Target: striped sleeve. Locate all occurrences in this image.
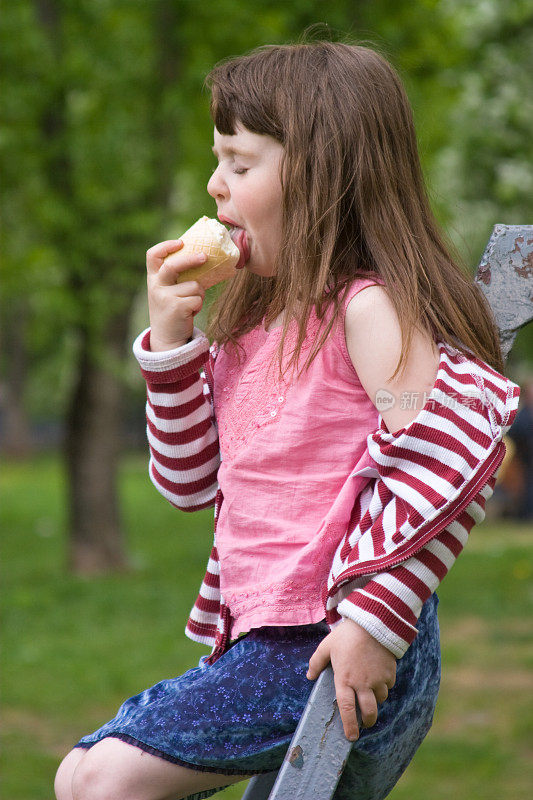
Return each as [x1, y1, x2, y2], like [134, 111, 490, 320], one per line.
[132, 327, 220, 511]
[336, 476, 496, 658]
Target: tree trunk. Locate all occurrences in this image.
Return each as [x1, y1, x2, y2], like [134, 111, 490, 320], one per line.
[1, 301, 33, 458]
[64, 320, 130, 574]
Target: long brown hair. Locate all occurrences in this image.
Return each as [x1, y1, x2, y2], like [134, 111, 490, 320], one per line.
[204, 40, 504, 379]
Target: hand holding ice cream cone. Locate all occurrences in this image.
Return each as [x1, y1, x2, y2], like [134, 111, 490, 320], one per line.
[167, 216, 241, 290]
[146, 216, 244, 351]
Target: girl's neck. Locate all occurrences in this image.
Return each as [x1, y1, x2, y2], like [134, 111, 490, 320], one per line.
[264, 310, 286, 332]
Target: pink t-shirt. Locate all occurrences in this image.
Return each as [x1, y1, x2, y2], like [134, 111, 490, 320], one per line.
[213, 278, 381, 637]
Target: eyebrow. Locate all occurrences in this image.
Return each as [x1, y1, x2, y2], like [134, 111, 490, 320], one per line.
[211, 145, 256, 158]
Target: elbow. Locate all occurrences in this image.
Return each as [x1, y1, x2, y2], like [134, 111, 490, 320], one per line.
[170, 498, 216, 513]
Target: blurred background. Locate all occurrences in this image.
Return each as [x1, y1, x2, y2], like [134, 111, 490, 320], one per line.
[1, 1, 532, 798]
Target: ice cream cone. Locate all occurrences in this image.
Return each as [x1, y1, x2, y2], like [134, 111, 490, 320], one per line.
[169, 216, 240, 290]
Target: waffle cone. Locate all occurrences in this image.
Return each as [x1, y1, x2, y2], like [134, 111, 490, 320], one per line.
[170, 216, 240, 290]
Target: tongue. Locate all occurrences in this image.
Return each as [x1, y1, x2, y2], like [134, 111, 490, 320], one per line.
[230, 228, 250, 268]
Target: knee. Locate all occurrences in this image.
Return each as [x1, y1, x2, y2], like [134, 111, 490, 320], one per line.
[71, 740, 140, 800]
[55, 749, 85, 800]
[71, 766, 106, 800]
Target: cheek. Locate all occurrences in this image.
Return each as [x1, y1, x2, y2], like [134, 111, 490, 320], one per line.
[261, 186, 283, 226]
[239, 174, 283, 235]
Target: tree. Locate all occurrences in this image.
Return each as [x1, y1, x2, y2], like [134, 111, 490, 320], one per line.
[30, 0, 182, 571]
[0, 3, 53, 458]
[2, 0, 187, 570]
[2, 0, 361, 572]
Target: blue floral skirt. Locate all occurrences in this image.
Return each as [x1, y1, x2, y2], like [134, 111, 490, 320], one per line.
[76, 594, 440, 800]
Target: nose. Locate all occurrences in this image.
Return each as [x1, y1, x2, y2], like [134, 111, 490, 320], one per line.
[207, 165, 227, 200]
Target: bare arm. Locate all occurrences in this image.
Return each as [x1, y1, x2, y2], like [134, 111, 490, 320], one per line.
[344, 284, 439, 433]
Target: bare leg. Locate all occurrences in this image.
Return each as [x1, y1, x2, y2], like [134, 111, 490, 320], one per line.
[59, 737, 251, 800]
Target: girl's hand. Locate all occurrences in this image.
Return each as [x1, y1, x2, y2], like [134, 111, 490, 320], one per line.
[146, 240, 208, 351]
[307, 619, 396, 741]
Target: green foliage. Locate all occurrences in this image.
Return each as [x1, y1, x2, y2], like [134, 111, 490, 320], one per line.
[429, 1, 533, 253]
[2, 0, 531, 419]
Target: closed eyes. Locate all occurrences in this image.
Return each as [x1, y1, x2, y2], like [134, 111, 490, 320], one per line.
[210, 162, 248, 176]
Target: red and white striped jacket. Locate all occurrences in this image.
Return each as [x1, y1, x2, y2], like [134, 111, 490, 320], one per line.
[133, 326, 520, 663]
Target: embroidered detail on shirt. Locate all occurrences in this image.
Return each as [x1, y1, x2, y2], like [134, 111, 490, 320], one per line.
[223, 576, 322, 613]
[215, 317, 322, 460]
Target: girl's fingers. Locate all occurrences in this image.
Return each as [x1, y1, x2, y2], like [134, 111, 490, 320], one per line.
[373, 683, 389, 704]
[167, 281, 205, 310]
[158, 252, 208, 287]
[169, 280, 206, 300]
[334, 682, 360, 741]
[177, 294, 205, 318]
[356, 688, 378, 730]
[306, 642, 330, 681]
[146, 240, 183, 273]
[334, 680, 382, 741]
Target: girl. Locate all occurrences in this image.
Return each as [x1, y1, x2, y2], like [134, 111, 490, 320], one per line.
[55, 41, 519, 800]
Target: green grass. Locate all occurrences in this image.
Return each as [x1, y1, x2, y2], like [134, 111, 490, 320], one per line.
[1, 454, 532, 800]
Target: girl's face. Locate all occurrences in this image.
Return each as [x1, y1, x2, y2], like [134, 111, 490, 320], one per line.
[207, 123, 284, 277]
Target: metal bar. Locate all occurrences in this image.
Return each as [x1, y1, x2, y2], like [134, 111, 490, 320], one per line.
[475, 224, 533, 359]
[241, 771, 279, 800]
[265, 667, 358, 799]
